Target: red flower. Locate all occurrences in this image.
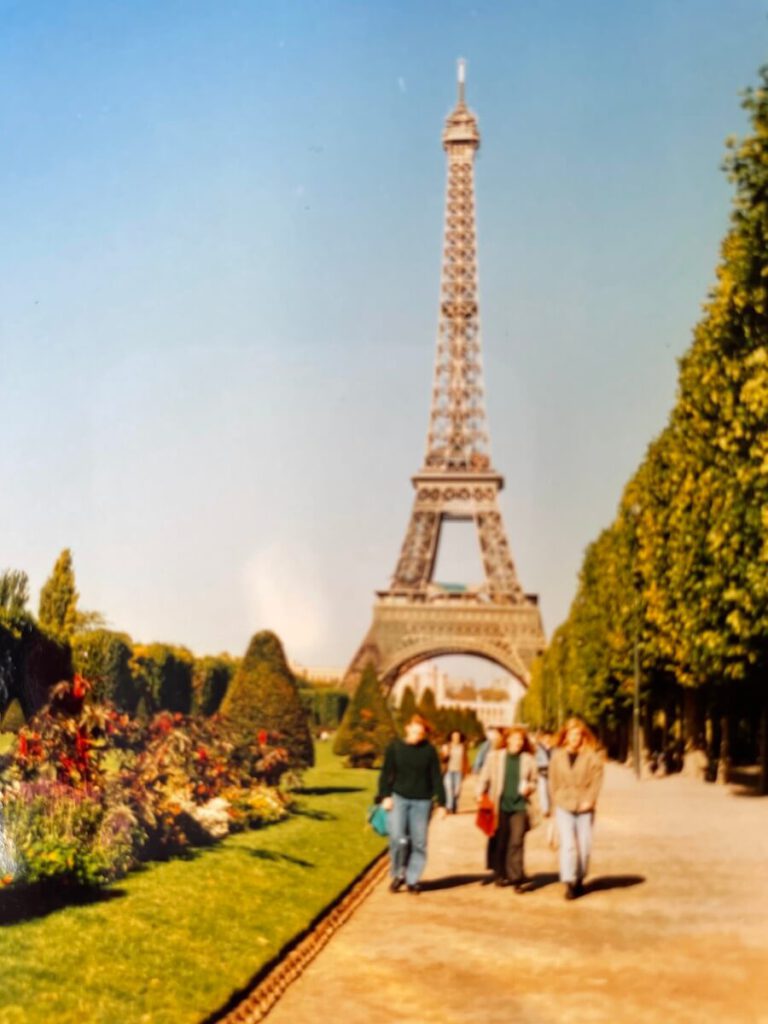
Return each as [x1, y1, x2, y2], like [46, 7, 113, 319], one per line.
[196, 746, 208, 761]
[258, 729, 268, 746]
[72, 674, 89, 700]
[18, 735, 28, 757]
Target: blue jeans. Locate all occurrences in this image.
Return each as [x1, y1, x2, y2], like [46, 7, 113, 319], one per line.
[555, 807, 594, 883]
[537, 774, 551, 816]
[389, 794, 431, 886]
[444, 771, 462, 812]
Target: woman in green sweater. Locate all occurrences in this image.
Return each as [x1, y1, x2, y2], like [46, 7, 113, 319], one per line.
[378, 715, 447, 893]
[477, 726, 539, 892]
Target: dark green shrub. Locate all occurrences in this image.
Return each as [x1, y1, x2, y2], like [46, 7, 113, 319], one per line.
[333, 664, 397, 767]
[221, 631, 313, 768]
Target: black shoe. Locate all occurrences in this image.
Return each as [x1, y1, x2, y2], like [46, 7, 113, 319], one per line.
[494, 877, 512, 888]
[565, 882, 576, 901]
[406, 883, 422, 894]
[513, 883, 525, 894]
[574, 880, 585, 897]
[389, 877, 404, 893]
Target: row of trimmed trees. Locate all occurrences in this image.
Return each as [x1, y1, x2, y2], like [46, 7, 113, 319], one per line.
[0, 552, 314, 767]
[520, 68, 768, 791]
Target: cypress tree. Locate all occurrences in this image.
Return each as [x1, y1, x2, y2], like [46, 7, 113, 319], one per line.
[333, 663, 397, 767]
[38, 549, 79, 639]
[398, 685, 417, 730]
[222, 630, 313, 768]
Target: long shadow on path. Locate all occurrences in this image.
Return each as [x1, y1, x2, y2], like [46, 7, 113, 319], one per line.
[582, 874, 645, 895]
[420, 873, 491, 891]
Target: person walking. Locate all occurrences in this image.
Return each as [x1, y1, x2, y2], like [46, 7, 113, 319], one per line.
[477, 726, 539, 892]
[378, 714, 447, 893]
[549, 717, 604, 900]
[534, 730, 552, 817]
[472, 726, 501, 775]
[441, 730, 469, 813]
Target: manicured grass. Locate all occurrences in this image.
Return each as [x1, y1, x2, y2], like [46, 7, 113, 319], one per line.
[0, 744, 385, 1024]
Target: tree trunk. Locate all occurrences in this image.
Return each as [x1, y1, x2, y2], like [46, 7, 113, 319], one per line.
[683, 688, 706, 779]
[717, 713, 730, 785]
[759, 689, 768, 797]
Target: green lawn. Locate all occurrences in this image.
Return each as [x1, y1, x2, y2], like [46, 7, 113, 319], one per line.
[0, 744, 385, 1024]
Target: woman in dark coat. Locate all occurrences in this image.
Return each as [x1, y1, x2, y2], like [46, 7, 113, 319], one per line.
[378, 715, 447, 893]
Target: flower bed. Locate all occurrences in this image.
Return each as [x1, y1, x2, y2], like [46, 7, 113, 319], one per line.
[0, 677, 295, 893]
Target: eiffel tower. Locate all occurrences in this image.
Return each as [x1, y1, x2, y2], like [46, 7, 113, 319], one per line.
[343, 61, 546, 692]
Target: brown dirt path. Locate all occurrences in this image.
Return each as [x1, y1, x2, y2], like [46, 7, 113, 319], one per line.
[266, 764, 768, 1024]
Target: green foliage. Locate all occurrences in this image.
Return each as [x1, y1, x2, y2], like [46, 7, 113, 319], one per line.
[333, 663, 397, 767]
[72, 630, 137, 711]
[38, 549, 79, 639]
[417, 686, 439, 720]
[300, 685, 349, 731]
[0, 569, 29, 617]
[221, 630, 313, 768]
[397, 685, 417, 726]
[0, 616, 72, 717]
[131, 644, 194, 715]
[532, 68, 768, 765]
[192, 655, 236, 716]
[2, 783, 136, 888]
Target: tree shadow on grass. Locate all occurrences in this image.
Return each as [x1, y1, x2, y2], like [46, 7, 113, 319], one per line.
[292, 786, 365, 796]
[0, 884, 126, 926]
[249, 849, 315, 869]
[292, 805, 337, 822]
[420, 873, 490, 891]
[582, 874, 645, 896]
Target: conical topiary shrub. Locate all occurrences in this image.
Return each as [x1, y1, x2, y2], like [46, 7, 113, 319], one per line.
[222, 630, 313, 768]
[333, 663, 397, 768]
[1, 698, 25, 733]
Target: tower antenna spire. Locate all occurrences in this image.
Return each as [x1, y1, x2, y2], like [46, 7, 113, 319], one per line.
[457, 57, 466, 104]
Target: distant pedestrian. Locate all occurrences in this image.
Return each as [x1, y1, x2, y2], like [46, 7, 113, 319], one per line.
[534, 730, 552, 816]
[378, 715, 447, 893]
[472, 727, 501, 775]
[477, 726, 539, 892]
[441, 730, 469, 813]
[549, 717, 604, 900]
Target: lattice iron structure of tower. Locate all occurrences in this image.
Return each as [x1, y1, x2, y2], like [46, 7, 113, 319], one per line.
[343, 61, 545, 693]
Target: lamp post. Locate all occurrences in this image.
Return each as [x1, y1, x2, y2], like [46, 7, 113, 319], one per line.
[633, 625, 641, 780]
[629, 502, 642, 780]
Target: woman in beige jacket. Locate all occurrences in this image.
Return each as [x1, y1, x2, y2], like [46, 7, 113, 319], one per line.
[478, 726, 539, 892]
[549, 717, 604, 900]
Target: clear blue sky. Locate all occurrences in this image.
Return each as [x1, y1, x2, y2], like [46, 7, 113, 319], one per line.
[1, 0, 767, 671]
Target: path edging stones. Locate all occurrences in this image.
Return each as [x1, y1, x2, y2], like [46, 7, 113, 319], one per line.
[206, 850, 389, 1024]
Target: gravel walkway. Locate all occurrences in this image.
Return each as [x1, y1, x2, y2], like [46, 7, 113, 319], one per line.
[266, 764, 768, 1024]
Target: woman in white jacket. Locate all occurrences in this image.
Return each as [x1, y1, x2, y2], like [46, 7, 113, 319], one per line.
[478, 726, 539, 892]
